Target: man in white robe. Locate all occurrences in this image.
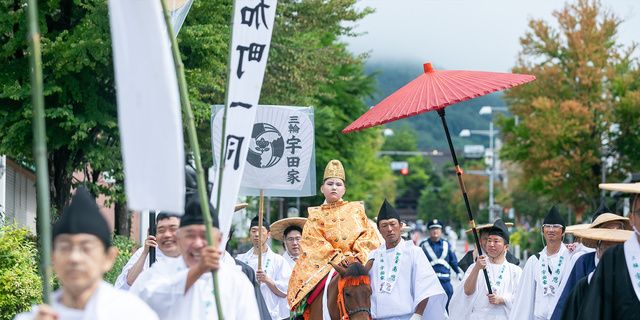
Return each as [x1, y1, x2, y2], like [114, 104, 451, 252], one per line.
[450, 219, 522, 320]
[509, 206, 580, 320]
[367, 199, 448, 320]
[14, 187, 157, 320]
[115, 212, 181, 290]
[270, 217, 306, 269]
[237, 216, 292, 320]
[131, 195, 259, 320]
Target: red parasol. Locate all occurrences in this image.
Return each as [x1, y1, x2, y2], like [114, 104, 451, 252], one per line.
[343, 62, 535, 293]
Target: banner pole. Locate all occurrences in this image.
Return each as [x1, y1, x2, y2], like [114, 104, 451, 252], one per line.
[27, 0, 52, 304]
[258, 189, 264, 270]
[158, 1, 223, 318]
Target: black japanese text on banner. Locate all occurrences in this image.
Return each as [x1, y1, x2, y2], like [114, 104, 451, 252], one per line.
[109, 0, 185, 213]
[212, 0, 278, 245]
[212, 105, 315, 194]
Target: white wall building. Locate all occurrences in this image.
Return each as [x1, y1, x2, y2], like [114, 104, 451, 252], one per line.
[0, 156, 38, 233]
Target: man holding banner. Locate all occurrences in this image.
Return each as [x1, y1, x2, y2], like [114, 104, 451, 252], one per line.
[237, 216, 292, 320]
[115, 212, 182, 290]
[132, 195, 259, 320]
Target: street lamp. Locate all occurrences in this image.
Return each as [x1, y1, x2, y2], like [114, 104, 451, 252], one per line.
[460, 106, 508, 222]
[480, 106, 507, 222]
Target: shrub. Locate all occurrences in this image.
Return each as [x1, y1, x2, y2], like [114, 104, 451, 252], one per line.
[0, 225, 42, 320]
[103, 235, 138, 284]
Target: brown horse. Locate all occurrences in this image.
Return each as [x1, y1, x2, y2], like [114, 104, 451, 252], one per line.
[307, 262, 372, 320]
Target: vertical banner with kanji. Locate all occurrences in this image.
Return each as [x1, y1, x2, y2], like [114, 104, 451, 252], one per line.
[212, 0, 278, 245]
[212, 105, 316, 196]
[109, 0, 185, 213]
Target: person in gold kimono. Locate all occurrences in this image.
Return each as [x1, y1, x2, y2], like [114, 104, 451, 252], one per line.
[287, 159, 380, 314]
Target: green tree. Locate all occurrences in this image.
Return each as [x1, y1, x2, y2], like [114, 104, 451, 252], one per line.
[609, 55, 640, 172]
[500, 0, 637, 222]
[0, 1, 118, 213]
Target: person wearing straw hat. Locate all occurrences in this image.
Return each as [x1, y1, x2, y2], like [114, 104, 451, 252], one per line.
[237, 216, 292, 320]
[573, 182, 640, 319]
[131, 194, 259, 320]
[549, 203, 630, 320]
[367, 200, 448, 320]
[287, 159, 380, 316]
[270, 217, 307, 268]
[509, 206, 579, 320]
[458, 222, 520, 273]
[14, 187, 158, 320]
[450, 219, 523, 320]
[419, 218, 463, 310]
[556, 227, 633, 320]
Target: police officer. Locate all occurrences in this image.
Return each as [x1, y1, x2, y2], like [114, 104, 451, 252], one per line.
[419, 219, 462, 310]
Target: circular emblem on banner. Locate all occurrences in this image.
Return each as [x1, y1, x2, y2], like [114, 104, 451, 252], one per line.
[247, 123, 284, 168]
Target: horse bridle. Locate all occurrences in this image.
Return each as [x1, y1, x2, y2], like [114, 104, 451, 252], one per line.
[337, 275, 372, 320]
[347, 307, 371, 318]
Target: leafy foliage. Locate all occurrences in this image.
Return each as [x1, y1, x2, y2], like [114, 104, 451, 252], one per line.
[0, 0, 120, 213]
[0, 225, 42, 320]
[500, 0, 640, 221]
[103, 235, 137, 285]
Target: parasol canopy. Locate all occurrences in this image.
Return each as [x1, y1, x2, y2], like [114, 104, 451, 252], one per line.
[343, 62, 535, 133]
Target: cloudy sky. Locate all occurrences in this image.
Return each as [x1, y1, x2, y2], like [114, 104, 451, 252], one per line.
[345, 0, 640, 72]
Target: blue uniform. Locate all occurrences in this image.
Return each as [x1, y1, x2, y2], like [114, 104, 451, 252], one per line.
[420, 238, 461, 309]
[550, 252, 596, 320]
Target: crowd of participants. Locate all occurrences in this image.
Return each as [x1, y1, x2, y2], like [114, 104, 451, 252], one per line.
[13, 160, 640, 320]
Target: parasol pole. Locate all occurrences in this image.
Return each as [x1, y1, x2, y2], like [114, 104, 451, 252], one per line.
[158, 1, 223, 318]
[437, 109, 493, 294]
[258, 189, 264, 270]
[27, 0, 52, 304]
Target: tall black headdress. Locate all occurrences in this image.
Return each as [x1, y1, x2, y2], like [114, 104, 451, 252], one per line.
[180, 193, 219, 228]
[543, 205, 566, 231]
[486, 219, 510, 244]
[376, 199, 401, 225]
[52, 187, 112, 248]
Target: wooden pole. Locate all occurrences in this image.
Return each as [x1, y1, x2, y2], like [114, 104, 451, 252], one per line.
[158, 1, 223, 318]
[26, 0, 52, 304]
[258, 189, 264, 270]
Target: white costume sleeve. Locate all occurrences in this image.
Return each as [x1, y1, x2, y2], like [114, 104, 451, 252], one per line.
[233, 270, 261, 319]
[448, 264, 477, 320]
[274, 256, 292, 293]
[131, 267, 188, 317]
[509, 256, 537, 320]
[503, 264, 523, 310]
[115, 247, 145, 290]
[412, 246, 448, 320]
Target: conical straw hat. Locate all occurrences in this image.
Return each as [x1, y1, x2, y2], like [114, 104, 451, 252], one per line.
[572, 228, 633, 248]
[599, 182, 640, 194]
[270, 217, 307, 241]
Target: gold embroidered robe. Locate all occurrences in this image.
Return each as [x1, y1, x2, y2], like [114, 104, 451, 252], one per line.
[287, 200, 380, 309]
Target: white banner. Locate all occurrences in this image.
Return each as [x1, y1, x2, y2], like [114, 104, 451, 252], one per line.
[167, 0, 194, 35]
[212, 105, 314, 191]
[212, 0, 278, 244]
[109, 0, 185, 213]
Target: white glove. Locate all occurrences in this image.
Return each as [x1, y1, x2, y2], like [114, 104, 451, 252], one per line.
[409, 314, 423, 320]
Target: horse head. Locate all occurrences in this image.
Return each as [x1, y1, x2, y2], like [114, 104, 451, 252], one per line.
[334, 262, 372, 320]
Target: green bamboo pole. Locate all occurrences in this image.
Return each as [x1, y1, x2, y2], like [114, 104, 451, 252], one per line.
[26, 0, 52, 304]
[158, 1, 223, 318]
